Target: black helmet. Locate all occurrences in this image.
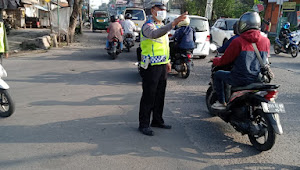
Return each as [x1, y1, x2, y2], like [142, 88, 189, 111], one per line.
[110, 15, 118, 22]
[238, 12, 261, 34]
[125, 13, 132, 19]
[233, 22, 239, 35]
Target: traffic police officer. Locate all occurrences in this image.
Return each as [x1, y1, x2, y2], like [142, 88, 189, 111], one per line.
[138, 1, 187, 136]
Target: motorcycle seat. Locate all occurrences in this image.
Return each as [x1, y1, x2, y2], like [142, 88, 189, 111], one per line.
[231, 83, 280, 92]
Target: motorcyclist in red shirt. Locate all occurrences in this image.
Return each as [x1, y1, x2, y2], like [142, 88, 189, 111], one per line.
[211, 12, 270, 110]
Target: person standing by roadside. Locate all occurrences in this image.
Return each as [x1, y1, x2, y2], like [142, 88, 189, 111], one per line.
[0, 19, 9, 58]
[138, 1, 187, 136]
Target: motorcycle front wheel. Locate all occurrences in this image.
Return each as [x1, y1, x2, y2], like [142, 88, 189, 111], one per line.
[0, 89, 15, 118]
[290, 45, 298, 58]
[205, 86, 217, 116]
[274, 44, 281, 54]
[248, 110, 276, 151]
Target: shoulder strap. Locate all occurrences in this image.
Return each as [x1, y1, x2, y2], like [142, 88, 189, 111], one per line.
[252, 43, 265, 69]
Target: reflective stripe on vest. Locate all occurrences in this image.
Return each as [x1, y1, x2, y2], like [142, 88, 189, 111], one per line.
[140, 20, 169, 67]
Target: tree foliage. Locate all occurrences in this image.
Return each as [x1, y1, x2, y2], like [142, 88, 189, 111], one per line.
[183, 0, 254, 20]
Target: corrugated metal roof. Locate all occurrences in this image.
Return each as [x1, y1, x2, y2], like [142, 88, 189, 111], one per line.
[0, 0, 21, 9]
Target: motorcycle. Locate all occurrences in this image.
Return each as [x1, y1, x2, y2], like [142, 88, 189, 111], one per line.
[171, 49, 193, 78]
[123, 33, 135, 52]
[170, 40, 193, 78]
[107, 37, 121, 60]
[205, 44, 285, 151]
[0, 55, 15, 118]
[274, 33, 298, 58]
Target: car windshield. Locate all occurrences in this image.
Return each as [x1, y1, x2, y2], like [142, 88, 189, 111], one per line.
[94, 13, 107, 18]
[125, 10, 145, 20]
[226, 20, 238, 30]
[190, 18, 208, 32]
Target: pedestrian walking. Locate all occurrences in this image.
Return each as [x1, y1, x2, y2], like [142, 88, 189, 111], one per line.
[138, 1, 187, 136]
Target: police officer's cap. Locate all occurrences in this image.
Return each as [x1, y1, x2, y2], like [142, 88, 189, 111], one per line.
[151, 2, 167, 10]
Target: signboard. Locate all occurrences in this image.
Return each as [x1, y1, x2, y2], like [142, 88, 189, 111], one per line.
[253, 4, 264, 12]
[267, 0, 288, 4]
[116, 0, 127, 5]
[282, 2, 297, 12]
[297, 11, 300, 26]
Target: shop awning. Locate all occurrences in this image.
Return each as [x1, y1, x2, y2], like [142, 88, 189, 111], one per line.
[0, 0, 20, 9]
[34, 4, 49, 11]
[21, 0, 38, 5]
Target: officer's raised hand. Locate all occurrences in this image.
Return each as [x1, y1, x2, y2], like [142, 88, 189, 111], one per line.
[172, 12, 188, 28]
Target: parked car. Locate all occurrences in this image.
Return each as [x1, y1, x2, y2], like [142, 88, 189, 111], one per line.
[210, 18, 239, 47]
[166, 14, 210, 58]
[92, 10, 109, 31]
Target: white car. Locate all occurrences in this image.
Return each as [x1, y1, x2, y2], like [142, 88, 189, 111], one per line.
[166, 14, 210, 58]
[210, 18, 239, 47]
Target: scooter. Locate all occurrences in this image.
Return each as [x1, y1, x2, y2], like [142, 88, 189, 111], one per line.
[206, 44, 284, 151]
[0, 55, 15, 118]
[274, 33, 298, 58]
[123, 33, 135, 52]
[107, 37, 121, 60]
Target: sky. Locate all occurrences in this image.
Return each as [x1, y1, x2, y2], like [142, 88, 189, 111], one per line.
[90, 0, 109, 9]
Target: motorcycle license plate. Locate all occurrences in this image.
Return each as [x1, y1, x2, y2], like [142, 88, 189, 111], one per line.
[97, 19, 104, 22]
[261, 102, 286, 113]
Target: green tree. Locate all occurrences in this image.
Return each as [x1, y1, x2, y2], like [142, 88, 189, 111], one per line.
[182, 0, 254, 20]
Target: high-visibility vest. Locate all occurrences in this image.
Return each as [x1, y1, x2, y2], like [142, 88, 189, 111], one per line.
[0, 22, 5, 53]
[140, 20, 169, 68]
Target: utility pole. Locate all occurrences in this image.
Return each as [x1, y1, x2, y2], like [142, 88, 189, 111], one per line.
[205, 0, 213, 20]
[87, 0, 90, 19]
[276, 0, 283, 36]
[57, 0, 60, 45]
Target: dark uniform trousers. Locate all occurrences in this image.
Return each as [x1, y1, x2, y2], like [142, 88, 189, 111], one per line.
[139, 64, 167, 128]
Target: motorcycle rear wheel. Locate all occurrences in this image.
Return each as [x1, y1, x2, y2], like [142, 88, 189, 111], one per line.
[0, 89, 15, 118]
[127, 46, 130, 52]
[111, 53, 117, 60]
[248, 110, 276, 151]
[274, 44, 281, 54]
[180, 63, 190, 78]
[205, 86, 217, 116]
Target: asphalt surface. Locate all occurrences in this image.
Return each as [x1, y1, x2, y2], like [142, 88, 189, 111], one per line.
[0, 30, 299, 169]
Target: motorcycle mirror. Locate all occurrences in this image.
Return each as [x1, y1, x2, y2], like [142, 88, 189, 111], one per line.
[210, 43, 217, 51]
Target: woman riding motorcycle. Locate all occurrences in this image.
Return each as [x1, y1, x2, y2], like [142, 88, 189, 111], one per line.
[105, 15, 123, 51]
[170, 16, 196, 60]
[217, 22, 239, 53]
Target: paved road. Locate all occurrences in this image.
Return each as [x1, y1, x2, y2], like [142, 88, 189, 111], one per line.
[0, 30, 299, 169]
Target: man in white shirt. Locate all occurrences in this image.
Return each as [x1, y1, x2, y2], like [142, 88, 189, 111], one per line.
[122, 13, 137, 40]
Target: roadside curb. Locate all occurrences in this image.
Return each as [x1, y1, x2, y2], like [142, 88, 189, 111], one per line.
[8, 49, 49, 58]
